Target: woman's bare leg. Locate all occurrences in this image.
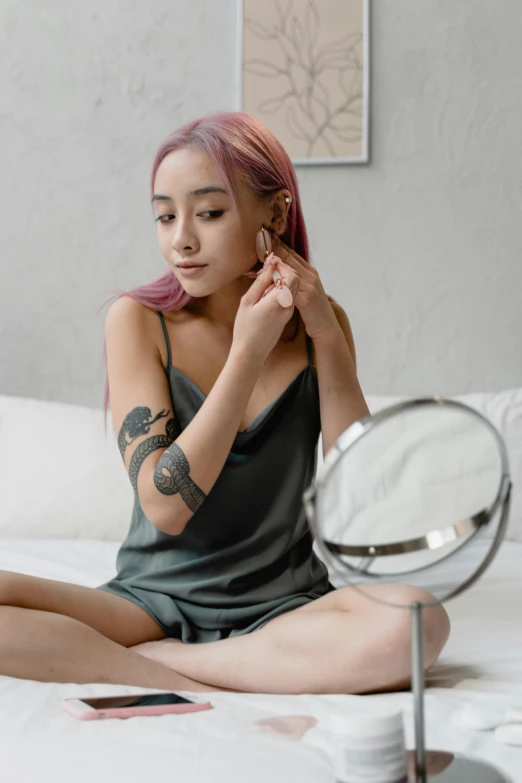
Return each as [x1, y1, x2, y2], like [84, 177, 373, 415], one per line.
[131, 584, 451, 694]
[0, 605, 234, 691]
[0, 571, 234, 691]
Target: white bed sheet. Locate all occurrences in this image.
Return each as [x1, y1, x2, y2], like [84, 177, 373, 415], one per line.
[1, 538, 521, 782]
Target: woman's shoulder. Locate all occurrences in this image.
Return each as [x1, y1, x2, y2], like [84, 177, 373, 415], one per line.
[107, 297, 199, 332]
[105, 297, 197, 372]
[104, 296, 154, 342]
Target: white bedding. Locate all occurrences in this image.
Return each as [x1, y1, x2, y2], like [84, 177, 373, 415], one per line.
[1, 538, 522, 782]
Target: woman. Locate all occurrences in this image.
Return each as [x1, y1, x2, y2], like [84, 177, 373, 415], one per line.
[0, 112, 450, 693]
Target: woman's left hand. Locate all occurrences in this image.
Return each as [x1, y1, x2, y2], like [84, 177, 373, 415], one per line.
[265, 236, 338, 340]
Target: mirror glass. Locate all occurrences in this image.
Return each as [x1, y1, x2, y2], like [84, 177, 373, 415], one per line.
[310, 402, 508, 606]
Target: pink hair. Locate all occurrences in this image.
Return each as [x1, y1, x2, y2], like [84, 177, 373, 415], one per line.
[99, 111, 322, 435]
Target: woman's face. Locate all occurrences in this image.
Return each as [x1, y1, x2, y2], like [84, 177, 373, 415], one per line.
[152, 146, 270, 296]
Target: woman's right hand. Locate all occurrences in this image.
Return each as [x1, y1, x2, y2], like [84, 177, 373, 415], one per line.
[232, 260, 299, 364]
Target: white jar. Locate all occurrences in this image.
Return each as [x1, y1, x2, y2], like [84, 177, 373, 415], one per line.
[329, 709, 408, 783]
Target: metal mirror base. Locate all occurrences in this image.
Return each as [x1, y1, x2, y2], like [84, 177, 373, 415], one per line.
[407, 753, 509, 782]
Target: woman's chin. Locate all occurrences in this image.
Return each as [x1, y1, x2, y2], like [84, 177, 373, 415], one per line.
[174, 270, 212, 295]
[175, 265, 257, 297]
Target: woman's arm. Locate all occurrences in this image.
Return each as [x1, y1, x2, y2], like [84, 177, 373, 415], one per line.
[313, 300, 370, 458]
[262, 239, 369, 458]
[104, 297, 266, 537]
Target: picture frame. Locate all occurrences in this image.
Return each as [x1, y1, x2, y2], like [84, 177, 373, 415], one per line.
[236, 0, 370, 165]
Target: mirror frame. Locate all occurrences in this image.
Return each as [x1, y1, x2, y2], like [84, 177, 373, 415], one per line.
[304, 397, 512, 606]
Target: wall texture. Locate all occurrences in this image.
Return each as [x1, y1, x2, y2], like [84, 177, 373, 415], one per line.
[1, 0, 520, 408]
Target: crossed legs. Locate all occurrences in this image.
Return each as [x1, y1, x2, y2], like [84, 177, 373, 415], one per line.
[0, 570, 450, 694]
[130, 583, 451, 694]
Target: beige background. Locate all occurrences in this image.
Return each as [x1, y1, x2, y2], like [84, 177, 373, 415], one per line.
[241, 0, 367, 161]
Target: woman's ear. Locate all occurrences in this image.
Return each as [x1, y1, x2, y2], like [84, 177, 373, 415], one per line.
[269, 190, 292, 236]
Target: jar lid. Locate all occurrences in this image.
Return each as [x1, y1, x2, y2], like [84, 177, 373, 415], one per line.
[329, 709, 404, 736]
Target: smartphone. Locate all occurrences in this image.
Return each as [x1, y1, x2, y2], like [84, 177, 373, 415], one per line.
[62, 691, 213, 721]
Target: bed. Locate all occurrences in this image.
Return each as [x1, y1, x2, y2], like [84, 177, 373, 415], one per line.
[1, 389, 521, 782]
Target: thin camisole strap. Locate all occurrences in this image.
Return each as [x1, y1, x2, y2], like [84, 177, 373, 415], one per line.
[305, 332, 315, 368]
[157, 311, 172, 373]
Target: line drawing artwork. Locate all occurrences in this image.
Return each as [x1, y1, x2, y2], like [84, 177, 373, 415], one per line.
[239, 0, 369, 164]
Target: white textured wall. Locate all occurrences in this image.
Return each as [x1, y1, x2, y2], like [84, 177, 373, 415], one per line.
[1, 0, 520, 407]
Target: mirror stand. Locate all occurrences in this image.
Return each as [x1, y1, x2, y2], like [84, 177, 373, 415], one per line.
[411, 601, 427, 781]
[409, 601, 508, 783]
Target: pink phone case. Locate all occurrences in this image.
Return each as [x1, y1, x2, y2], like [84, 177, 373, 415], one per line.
[62, 692, 213, 720]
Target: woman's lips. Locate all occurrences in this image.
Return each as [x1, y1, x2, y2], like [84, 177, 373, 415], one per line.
[176, 265, 208, 277]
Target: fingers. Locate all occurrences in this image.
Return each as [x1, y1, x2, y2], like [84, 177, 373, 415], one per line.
[271, 238, 301, 265]
[266, 254, 300, 295]
[266, 251, 299, 283]
[242, 260, 274, 305]
[242, 265, 264, 279]
[262, 280, 296, 309]
[271, 239, 313, 282]
[271, 250, 302, 276]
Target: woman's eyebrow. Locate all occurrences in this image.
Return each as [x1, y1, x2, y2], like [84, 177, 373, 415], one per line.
[151, 186, 228, 203]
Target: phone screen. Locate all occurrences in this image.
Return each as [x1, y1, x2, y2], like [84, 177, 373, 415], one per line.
[78, 693, 198, 710]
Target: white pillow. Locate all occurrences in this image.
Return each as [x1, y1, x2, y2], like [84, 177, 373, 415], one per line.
[0, 394, 133, 541]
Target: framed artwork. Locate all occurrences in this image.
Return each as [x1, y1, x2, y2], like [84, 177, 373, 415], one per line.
[237, 0, 370, 165]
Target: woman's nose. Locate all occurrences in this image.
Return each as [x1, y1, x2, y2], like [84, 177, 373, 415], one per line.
[170, 217, 198, 253]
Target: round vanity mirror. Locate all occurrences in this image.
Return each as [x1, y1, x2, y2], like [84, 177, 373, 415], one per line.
[304, 398, 512, 782]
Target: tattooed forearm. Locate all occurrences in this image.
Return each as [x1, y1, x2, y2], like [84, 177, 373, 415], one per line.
[118, 405, 205, 514]
[118, 406, 171, 461]
[153, 443, 207, 514]
[128, 416, 180, 493]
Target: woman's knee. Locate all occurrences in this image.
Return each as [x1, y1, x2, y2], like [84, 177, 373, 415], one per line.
[373, 584, 450, 668]
[0, 570, 22, 605]
[422, 602, 451, 665]
[397, 585, 450, 662]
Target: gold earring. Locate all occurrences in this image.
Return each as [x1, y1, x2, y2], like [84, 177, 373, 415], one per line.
[255, 226, 273, 262]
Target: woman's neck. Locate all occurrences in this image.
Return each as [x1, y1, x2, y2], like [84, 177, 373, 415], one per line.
[190, 277, 251, 331]
[184, 296, 302, 343]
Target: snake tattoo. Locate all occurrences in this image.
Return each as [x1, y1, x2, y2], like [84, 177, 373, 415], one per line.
[118, 406, 171, 461]
[153, 443, 207, 513]
[117, 406, 206, 513]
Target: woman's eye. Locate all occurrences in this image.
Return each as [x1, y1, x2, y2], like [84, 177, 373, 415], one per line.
[155, 210, 223, 224]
